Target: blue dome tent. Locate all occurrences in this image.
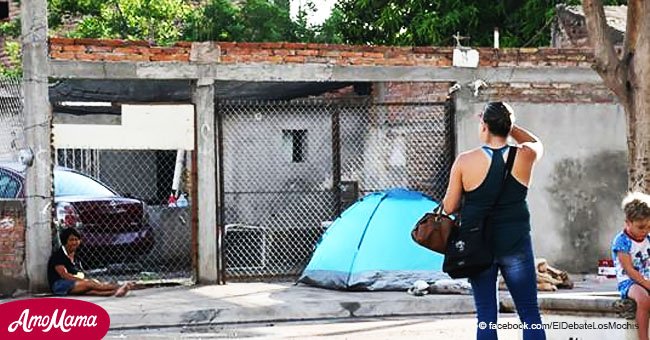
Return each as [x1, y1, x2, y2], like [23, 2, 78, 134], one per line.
[298, 188, 449, 290]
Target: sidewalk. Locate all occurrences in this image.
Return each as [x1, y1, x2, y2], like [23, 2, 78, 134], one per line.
[60, 275, 621, 330]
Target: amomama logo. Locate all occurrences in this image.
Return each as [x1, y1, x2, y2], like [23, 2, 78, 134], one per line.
[0, 298, 110, 340]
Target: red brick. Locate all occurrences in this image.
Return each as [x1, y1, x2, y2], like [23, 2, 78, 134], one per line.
[431, 47, 455, 55]
[126, 40, 153, 47]
[86, 45, 113, 53]
[319, 50, 342, 57]
[284, 55, 305, 63]
[262, 56, 284, 63]
[220, 55, 237, 63]
[74, 38, 103, 46]
[121, 54, 151, 62]
[257, 42, 280, 49]
[113, 47, 141, 54]
[304, 56, 333, 64]
[340, 51, 363, 58]
[146, 47, 164, 54]
[157, 47, 187, 54]
[49, 51, 76, 60]
[49, 44, 64, 52]
[228, 48, 254, 56]
[296, 49, 319, 56]
[49, 37, 75, 45]
[74, 53, 104, 61]
[362, 52, 385, 58]
[362, 45, 390, 53]
[217, 42, 237, 50]
[102, 54, 131, 62]
[94, 39, 128, 47]
[62, 45, 86, 52]
[174, 41, 192, 48]
[282, 42, 308, 49]
[272, 49, 294, 56]
[236, 42, 265, 49]
[412, 46, 435, 54]
[150, 54, 189, 62]
[317, 43, 353, 51]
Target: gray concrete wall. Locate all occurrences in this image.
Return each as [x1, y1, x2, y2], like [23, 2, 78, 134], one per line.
[221, 104, 449, 228]
[456, 92, 627, 273]
[222, 109, 334, 227]
[98, 150, 160, 203]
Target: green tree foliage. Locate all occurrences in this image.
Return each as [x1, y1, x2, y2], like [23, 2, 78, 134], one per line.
[183, 0, 244, 42]
[9, 0, 632, 49]
[184, 0, 312, 43]
[0, 40, 21, 78]
[49, 0, 193, 45]
[323, 0, 628, 47]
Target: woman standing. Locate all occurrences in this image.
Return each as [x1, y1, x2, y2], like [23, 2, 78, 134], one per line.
[442, 102, 545, 340]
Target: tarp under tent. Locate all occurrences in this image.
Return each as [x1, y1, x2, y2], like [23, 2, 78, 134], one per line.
[298, 188, 450, 291]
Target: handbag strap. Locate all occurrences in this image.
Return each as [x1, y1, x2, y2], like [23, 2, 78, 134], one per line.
[436, 146, 517, 216]
[488, 145, 517, 212]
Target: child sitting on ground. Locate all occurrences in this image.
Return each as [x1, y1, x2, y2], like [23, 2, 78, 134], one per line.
[612, 192, 650, 340]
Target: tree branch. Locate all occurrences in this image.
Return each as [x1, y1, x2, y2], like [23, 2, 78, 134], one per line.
[623, 0, 641, 60]
[582, 0, 628, 100]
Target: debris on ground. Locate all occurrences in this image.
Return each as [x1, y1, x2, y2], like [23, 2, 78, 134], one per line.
[499, 258, 574, 291]
[407, 279, 472, 296]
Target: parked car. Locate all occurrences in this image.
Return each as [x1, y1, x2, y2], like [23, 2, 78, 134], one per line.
[0, 163, 155, 268]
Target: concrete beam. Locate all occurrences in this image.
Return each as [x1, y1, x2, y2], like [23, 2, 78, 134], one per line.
[50, 60, 603, 84]
[191, 78, 219, 284]
[53, 113, 121, 125]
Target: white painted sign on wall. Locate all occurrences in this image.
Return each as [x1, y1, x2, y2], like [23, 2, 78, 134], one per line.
[53, 104, 195, 150]
[453, 48, 479, 68]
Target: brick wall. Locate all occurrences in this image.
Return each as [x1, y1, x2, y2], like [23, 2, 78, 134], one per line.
[375, 82, 453, 103]
[375, 81, 616, 106]
[479, 82, 616, 103]
[0, 201, 26, 297]
[48, 38, 596, 68]
[47, 38, 612, 103]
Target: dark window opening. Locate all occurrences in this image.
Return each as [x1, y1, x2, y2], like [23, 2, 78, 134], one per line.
[283, 129, 307, 163]
[0, 2, 8, 20]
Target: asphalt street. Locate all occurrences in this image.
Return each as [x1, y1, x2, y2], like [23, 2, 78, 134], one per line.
[105, 314, 521, 340]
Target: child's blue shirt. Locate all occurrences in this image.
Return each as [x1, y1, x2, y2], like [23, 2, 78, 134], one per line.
[611, 230, 650, 298]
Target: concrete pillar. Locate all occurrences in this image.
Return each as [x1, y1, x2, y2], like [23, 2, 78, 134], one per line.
[191, 78, 220, 283]
[21, 0, 52, 292]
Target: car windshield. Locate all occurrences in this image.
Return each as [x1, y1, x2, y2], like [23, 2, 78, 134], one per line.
[0, 169, 21, 198]
[54, 170, 117, 197]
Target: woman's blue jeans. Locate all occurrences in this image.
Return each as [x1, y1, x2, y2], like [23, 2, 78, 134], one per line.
[469, 234, 546, 340]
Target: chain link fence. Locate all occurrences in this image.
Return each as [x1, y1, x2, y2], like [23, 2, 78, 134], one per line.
[0, 76, 25, 162]
[220, 99, 454, 279]
[54, 148, 194, 284]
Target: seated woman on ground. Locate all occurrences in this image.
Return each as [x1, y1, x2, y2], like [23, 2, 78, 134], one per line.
[47, 227, 132, 297]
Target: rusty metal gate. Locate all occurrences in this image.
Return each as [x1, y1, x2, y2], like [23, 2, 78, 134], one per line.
[218, 99, 455, 280]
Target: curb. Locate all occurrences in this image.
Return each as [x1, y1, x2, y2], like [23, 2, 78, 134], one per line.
[106, 294, 477, 330]
[501, 292, 625, 317]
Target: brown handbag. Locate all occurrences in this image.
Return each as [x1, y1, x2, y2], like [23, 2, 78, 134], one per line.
[411, 203, 456, 254]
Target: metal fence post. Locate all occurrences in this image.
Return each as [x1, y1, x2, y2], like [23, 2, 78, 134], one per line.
[215, 100, 226, 284]
[331, 103, 342, 217]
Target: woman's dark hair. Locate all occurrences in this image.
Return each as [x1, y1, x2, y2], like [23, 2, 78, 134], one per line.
[59, 227, 81, 245]
[482, 102, 513, 138]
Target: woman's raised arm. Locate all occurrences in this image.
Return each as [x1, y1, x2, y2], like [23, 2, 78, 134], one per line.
[442, 156, 463, 214]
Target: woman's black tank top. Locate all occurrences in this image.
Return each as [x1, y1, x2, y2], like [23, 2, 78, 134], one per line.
[460, 145, 531, 256]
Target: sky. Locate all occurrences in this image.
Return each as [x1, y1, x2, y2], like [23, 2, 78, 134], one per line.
[290, 0, 337, 26]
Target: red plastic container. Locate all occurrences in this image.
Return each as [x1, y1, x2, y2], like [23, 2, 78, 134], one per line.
[598, 258, 616, 278]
